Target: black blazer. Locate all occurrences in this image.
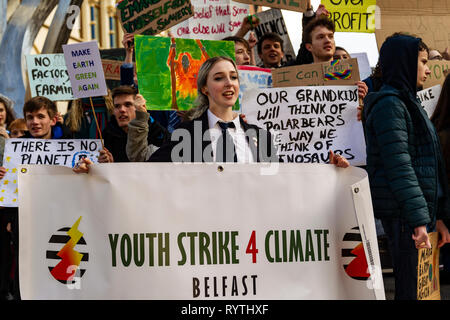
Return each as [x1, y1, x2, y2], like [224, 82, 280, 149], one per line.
[148, 109, 278, 163]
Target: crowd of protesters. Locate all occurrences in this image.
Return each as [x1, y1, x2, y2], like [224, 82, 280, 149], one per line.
[1, 1, 450, 301]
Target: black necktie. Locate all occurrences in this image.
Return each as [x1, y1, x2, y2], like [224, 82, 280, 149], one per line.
[216, 121, 238, 162]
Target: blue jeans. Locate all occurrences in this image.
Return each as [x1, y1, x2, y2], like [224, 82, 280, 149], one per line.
[381, 218, 431, 300]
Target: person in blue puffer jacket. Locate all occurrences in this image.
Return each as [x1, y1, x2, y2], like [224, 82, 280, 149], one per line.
[363, 34, 450, 300]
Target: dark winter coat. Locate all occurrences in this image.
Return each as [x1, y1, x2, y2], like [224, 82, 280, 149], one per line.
[363, 35, 450, 228]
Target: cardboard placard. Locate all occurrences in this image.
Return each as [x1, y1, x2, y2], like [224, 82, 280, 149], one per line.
[117, 0, 194, 36]
[272, 58, 360, 87]
[232, 0, 308, 13]
[417, 232, 440, 300]
[238, 65, 272, 111]
[322, 0, 377, 33]
[171, 0, 250, 40]
[99, 48, 127, 89]
[254, 8, 296, 66]
[62, 41, 108, 99]
[25, 54, 74, 101]
[423, 60, 450, 89]
[375, 0, 450, 51]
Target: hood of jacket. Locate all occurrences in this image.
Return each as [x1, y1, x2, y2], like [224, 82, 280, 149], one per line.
[380, 35, 420, 95]
[364, 35, 422, 120]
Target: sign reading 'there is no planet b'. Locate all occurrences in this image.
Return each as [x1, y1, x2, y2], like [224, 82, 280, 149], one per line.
[62, 41, 108, 99]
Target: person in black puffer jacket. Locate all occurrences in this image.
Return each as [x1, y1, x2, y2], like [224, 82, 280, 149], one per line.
[363, 34, 450, 300]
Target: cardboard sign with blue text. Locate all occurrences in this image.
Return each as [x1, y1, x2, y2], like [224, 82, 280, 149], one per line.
[25, 54, 74, 101]
[242, 86, 366, 166]
[18, 164, 385, 300]
[62, 41, 108, 99]
[254, 8, 296, 66]
[1, 139, 101, 207]
[423, 60, 450, 89]
[417, 232, 440, 300]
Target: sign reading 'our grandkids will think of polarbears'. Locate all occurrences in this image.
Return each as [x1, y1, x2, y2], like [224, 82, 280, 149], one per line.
[62, 41, 108, 99]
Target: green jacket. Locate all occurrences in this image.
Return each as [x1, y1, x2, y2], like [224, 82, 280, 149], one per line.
[364, 85, 450, 228]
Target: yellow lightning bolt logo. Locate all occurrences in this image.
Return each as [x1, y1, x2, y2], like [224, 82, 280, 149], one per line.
[50, 216, 84, 282]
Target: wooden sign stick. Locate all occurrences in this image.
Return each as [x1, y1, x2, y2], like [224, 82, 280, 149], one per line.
[89, 96, 104, 149]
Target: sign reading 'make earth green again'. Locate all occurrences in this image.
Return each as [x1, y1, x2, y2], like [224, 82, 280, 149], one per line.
[19, 164, 385, 300]
[117, 0, 194, 36]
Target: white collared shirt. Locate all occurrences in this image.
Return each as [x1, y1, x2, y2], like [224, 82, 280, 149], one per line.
[207, 110, 254, 163]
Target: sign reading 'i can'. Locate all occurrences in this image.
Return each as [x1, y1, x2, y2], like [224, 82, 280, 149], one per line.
[62, 41, 108, 99]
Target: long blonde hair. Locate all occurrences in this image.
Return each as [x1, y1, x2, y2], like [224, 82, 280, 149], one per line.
[183, 56, 238, 121]
[66, 90, 114, 132]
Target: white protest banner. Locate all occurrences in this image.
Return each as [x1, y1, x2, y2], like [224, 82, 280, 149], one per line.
[417, 84, 442, 118]
[254, 8, 296, 66]
[375, 1, 450, 53]
[242, 86, 366, 166]
[25, 54, 74, 101]
[172, 0, 250, 40]
[18, 163, 385, 300]
[417, 232, 440, 300]
[1, 139, 101, 207]
[423, 60, 450, 89]
[238, 65, 272, 111]
[62, 41, 108, 99]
